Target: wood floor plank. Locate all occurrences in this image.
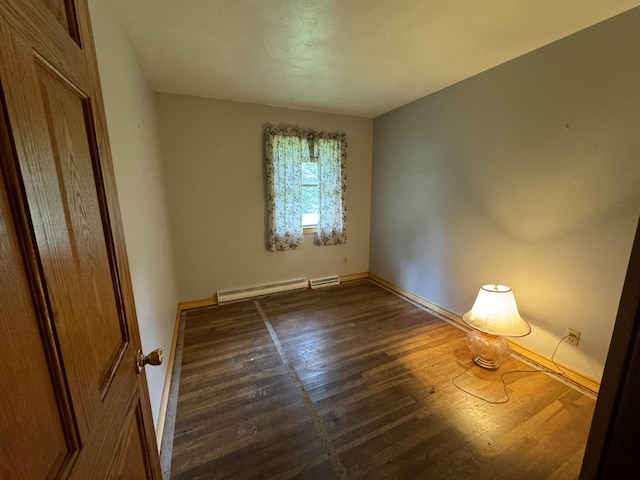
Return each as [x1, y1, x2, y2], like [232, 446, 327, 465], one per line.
[171, 300, 332, 479]
[171, 279, 595, 479]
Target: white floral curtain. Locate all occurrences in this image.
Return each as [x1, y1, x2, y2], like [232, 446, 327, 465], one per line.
[314, 132, 347, 246]
[265, 125, 347, 251]
[265, 126, 309, 251]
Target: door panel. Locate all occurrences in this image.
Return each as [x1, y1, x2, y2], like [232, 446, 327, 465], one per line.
[0, 0, 161, 477]
[39, 0, 80, 43]
[36, 58, 129, 398]
[118, 405, 155, 479]
[0, 155, 73, 480]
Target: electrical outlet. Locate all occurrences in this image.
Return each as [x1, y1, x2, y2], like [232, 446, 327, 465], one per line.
[565, 328, 580, 347]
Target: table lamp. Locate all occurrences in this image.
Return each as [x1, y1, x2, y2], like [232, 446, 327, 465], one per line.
[462, 283, 531, 370]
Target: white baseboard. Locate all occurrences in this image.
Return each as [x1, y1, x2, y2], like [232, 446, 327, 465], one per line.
[155, 307, 182, 449]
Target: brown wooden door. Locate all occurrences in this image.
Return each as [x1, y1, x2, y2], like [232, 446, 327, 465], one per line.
[580, 216, 640, 478]
[0, 0, 161, 478]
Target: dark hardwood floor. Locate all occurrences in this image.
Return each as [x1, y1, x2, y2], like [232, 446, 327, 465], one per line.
[171, 280, 595, 479]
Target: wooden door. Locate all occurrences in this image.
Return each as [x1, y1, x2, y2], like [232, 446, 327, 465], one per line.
[580, 216, 640, 478]
[0, 0, 161, 478]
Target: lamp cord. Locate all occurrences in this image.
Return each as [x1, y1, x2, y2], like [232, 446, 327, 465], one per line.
[451, 335, 572, 405]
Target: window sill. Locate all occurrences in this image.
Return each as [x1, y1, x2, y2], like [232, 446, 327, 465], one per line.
[303, 226, 317, 234]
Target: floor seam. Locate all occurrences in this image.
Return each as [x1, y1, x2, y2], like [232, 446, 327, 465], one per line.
[254, 299, 349, 480]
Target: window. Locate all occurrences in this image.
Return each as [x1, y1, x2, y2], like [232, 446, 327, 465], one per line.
[301, 158, 319, 228]
[265, 126, 347, 252]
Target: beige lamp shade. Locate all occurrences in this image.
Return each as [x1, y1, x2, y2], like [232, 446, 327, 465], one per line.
[462, 284, 531, 337]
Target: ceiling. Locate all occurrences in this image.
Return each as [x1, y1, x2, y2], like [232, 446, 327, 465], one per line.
[111, 0, 640, 118]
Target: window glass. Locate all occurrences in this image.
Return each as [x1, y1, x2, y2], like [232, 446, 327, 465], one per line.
[301, 160, 318, 226]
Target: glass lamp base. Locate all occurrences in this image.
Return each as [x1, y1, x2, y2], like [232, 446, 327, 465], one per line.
[465, 330, 512, 370]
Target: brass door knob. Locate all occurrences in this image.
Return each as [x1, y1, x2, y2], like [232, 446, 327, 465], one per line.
[136, 348, 163, 374]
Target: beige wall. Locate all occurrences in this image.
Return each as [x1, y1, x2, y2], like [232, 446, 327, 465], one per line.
[89, 0, 179, 432]
[370, 8, 640, 381]
[156, 94, 372, 301]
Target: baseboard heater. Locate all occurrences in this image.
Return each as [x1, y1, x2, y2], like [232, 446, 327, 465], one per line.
[216, 278, 309, 304]
[310, 275, 340, 289]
